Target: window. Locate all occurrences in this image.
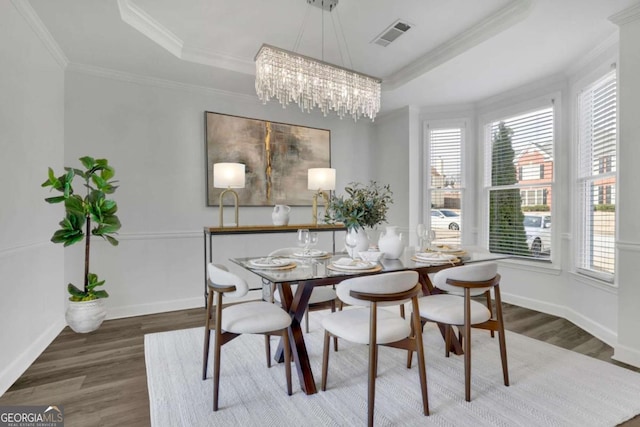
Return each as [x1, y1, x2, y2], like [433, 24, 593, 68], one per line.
[576, 70, 617, 281]
[484, 105, 554, 258]
[425, 125, 463, 245]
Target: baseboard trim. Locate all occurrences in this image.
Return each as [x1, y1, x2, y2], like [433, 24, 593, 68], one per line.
[612, 343, 640, 369]
[0, 318, 66, 396]
[502, 292, 617, 347]
[106, 290, 263, 320]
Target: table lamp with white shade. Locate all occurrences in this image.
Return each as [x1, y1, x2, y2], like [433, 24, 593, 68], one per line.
[213, 162, 245, 227]
[308, 168, 336, 225]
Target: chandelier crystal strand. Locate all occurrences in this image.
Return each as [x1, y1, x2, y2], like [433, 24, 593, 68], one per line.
[255, 45, 381, 121]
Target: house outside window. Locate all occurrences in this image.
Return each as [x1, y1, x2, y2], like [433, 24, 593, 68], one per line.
[576, 70, 617, 281]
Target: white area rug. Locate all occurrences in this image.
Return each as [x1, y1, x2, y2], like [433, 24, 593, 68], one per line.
[145, 311, 640, 426]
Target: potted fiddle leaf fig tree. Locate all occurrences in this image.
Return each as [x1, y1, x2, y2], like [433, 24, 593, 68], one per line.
[42, 156, 121, 333]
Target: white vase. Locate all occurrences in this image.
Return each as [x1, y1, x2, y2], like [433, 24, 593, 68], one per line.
[345, 227, 370, 257]
[65, 299, 107, 333]
[378, 225, 404, 259]
[271, 205, 291, 226]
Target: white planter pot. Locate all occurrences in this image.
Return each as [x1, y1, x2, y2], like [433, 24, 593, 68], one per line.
[65, 299, 107, 333]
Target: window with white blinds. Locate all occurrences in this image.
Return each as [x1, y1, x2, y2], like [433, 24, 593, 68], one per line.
[576, 70, 617, 281]
[426, 126, 463, 246]
[485, 106, 554, 258]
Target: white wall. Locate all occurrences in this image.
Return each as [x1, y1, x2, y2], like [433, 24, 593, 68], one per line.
[0, 1, 66, 394]
[372, 107, 412, 235]
[63, 70, 375, 318]
[613, 5, 640, 368]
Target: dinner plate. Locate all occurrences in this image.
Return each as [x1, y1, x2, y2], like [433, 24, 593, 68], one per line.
[292, 249, 328, 258]
[329, 259, 376, 270]
[425, 245, 462, 254]
[414, 252, 457, 261]
[411, 256, 459, 265]
[249, 257, 295, 268]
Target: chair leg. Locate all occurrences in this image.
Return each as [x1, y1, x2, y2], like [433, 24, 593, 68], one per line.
[213, 293, 224, 411]
[331, 300, 338, 352]
[411, 296, 429, 416]
[485, 290, 495, 338]
[212, 335, 222, 411]
[305, 309, 310, 333]
[464, 289, 472, 402]
[445, 324, 451, 358]
[321, 330, 331, 391]
[400, 304, 405, 319]
[282, 330, 292, 396]
[202, 290, 214, 380]
[264, 335, 271, 368]
[406, 319, 415, 369]
[494, 285, 510, 386]
[367, 303, 379, 427]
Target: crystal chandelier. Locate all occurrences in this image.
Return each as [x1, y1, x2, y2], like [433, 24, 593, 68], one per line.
[254, 2, 381, 121]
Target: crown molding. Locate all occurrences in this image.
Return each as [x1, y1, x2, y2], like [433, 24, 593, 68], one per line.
[66, 62, 256, 101]
[117, 0, 183, 57]
[11, 0, 68, 68]
[382, 0, 532, 91]
[117, 0, 254, 75]
[609, 2, 640, 26]
[181, 46, 255, 75]
[565, 31, 618, 78]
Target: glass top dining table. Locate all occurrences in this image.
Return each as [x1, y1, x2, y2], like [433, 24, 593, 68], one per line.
[229, 246, 510, 395]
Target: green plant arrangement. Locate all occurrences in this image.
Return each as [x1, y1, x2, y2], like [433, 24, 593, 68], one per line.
[325, 181, 393, 230]
[42, 156, 121, 301]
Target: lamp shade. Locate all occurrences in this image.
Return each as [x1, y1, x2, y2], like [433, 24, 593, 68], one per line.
[308, 168, 336, 191]
[213, 163, 245, 189]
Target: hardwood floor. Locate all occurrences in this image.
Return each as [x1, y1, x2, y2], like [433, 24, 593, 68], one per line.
[1, 303, 639, 426]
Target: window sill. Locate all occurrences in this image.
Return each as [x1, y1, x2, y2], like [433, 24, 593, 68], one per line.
[570, 271, 618, 294]
[496, 257, 562, 275]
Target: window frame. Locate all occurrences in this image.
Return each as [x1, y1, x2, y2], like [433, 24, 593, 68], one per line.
[479, 94, 559, 263]
[422, 120, 466, 243]
[573, 68, 618, 284]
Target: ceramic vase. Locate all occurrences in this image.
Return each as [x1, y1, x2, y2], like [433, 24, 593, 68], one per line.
[272, 205, 291, 226]
[65, 299, 107, 333]
[378, 225, 404, 259]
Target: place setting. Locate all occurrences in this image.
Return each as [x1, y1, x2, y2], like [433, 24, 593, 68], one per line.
[411, 250, 461, 266]
[247, 257, 297, 270]
[327, 257, 383, 273]
[292, 229, 332, 259]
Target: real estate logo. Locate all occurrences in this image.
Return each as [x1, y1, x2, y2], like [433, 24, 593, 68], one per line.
[0, 405, 64, 427]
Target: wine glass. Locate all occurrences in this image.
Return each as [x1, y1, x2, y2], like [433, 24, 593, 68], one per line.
[426, 229, 437, 248]
[345, 228, 359, 260]
[416, 223, 426, 252]
[308, 232, 319, 254]
[297, 229, 310, 254]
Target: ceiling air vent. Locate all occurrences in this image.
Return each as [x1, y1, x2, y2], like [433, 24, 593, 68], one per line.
[372, 20, 412, 47]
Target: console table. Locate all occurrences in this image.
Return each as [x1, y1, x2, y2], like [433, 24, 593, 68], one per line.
[202, 223, 346, 304]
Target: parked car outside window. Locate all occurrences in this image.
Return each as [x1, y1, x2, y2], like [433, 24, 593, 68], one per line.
[523, 213, 551, 257]
[430, 209, 461, 230]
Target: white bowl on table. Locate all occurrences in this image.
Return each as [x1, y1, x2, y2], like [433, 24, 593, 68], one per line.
[359, 250, 384, 262]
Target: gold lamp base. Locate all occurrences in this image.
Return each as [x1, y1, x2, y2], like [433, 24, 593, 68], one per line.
[218, 188, 239, 227]
[312, 190, 330, 225]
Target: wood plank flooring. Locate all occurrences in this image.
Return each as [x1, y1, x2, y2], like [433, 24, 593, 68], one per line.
[1, 303, 639, 427]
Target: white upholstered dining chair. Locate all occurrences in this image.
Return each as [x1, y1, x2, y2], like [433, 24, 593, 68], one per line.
[415, 262, 509, 401]
[202, 263, 292, 411]
[321, 271, 429, 426]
